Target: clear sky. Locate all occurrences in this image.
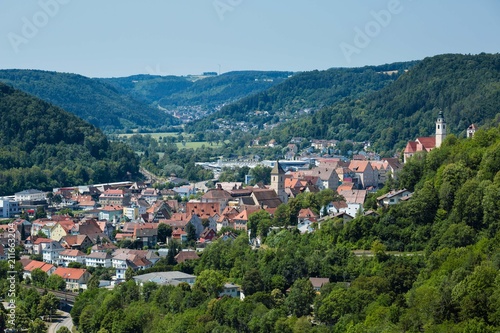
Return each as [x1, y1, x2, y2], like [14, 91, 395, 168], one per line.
[1, 0, 499, 78]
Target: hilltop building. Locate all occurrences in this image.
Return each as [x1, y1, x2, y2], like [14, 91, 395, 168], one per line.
[403, 111, 446, 163]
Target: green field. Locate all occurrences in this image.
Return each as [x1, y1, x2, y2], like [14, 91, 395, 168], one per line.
[118, 132, 192, 140]
[176, 141, 225, 149]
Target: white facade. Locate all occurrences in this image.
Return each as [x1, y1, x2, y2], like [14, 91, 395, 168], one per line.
[42, 241, 65, 264]
[0, 197, 20, 218]
[14, 189, 46, 202]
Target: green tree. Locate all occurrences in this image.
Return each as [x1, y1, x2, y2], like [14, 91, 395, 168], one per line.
[28, 318, 46, 333]
[46, 274, 66, 291]
[194, 269, 225, 298]
[38, 293, 59, 322]
[284, 278, 316, 317]
[56, 327, 72, 333]
[31, 268, 48, 287]
[157, 223, 172, 243]
[241, 269, 264, 296]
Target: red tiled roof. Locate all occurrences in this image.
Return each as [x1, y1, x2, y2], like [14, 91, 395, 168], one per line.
[24, 260, 54, 273]
[53, 267, 87, 280]
[416, 137, 436, 151]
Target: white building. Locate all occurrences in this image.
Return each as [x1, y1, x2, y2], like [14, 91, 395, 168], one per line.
[58, 249, 86, 267]
[0, 197, 20, 218]
[86, 252, 113, 268]
[14, 189, 46, 202]
[41, 241, 65, 264]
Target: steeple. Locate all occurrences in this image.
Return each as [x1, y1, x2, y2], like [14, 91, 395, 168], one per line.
[435, 111, 446, 148]
[270, 161, 288, 204]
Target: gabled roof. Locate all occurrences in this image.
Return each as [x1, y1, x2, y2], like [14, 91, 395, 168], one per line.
[60, 249, 86, 257]
[174, 250, 200, 263]
[186, 202, 220, 218]
[53, 267, 88, 280]
[309, 277, 330, 289]
[202, 188, 232, 200]
[33, 237, 53, 245]
[86, 252, 112, 259]
[377, 189, 411, 200]
[61, 235, 91, 247]
[298, 208, 318, 219]
[348, 161, 372, 173]
[339, 190, 367, 205]
[416, 137, 436, 151]
[24, 260, 54, 273]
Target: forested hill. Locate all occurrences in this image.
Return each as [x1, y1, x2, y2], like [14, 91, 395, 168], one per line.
[185, 62, 417, 132]
[0, 69, 178, 131]
[67, 125, 500, 332]
[268, 53, 500, 155]
[101, 71, 293, 107]
[0, 83, 139, 195]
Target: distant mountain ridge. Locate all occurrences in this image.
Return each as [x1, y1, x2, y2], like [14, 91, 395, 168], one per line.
[0, 69, 178, 131]
[266, 53, 500, 155]
[185, 62, 417, 132]
[100, 71, 293, 107]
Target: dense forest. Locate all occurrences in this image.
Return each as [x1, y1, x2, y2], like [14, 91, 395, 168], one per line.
[0, 83, 140, 195]
[267, 53, 500, 155]
[185, 62, 417, 132]
[102, 71, 293, 107]
[60, 124, 500, 332]
[0, 70, 178, 131]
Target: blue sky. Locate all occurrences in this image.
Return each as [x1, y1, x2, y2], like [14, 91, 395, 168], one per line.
[1, 0, 499, 77]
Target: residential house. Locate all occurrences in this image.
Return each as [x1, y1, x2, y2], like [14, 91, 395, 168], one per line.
[99, 189, 131, 206]
[22, 260, 55, 280]
[58, 249, 86, 267]
[348, 161, 378, 189]
[220, 283, 241, 298]
[377, 189, 412, 207]
[146, 200, 172, 222]
[173, 185, 196, 198]
[200, 185, 232, 212]
[339, 190, 367, 217]
[250, 189, 283, 209]
[60, 235, 93, 251]
[98, 205, 123, 223]
[174, 250, 200, 263]
[90, 243, 117, 253]
[41, 240, 65, 264]
[50, 219, 77, 241]
[85, 252, 113, 268]
[141, 188, 160, 205]
[297, 208, 318, 224]
[53, 267, 91, 291]
[233, 207, 261, 232]
[199, 228, 217, 243]
[133, 223, 158, 248]
[306, 167, 340, 190]
[112, 251, 154, 280]
[309, 277, 330, 292]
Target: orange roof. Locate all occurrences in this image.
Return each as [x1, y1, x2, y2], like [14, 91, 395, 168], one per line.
[348, 161, 371, 173]
[337, 182, 354, 192]
[60, 249, 86, 257]
[404, 141, 418, 153]
[33, 237, 53, 244]
[416, 137, 436, 151]
[24, 260, 54, 273]
[53, 267, 87, 280]
[186, 202, 220, 218]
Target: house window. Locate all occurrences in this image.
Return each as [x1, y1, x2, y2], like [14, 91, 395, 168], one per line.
[437, 125, 440, 129]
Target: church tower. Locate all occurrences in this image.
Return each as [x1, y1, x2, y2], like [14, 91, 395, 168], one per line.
[270, 161, 288, 204]
[435, 111, 446, 148]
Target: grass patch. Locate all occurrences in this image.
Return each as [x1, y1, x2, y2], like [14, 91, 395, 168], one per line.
[176, 141, 225, 149]
[117, 132, 191, 140]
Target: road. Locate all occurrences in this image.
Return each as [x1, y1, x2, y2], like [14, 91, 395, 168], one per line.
[47, 308, 73, 333]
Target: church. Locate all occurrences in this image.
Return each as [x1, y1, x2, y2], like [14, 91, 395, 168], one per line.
[403, 111, 446, 163]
